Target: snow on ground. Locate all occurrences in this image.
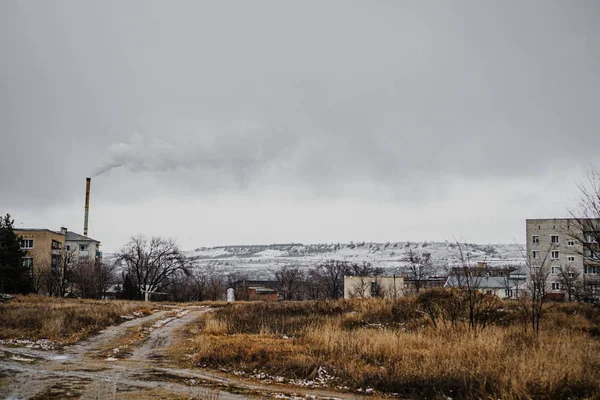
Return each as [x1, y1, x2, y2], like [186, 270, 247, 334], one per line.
[187, 241, 525, 279]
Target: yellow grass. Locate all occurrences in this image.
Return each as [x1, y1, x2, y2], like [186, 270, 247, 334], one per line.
[172, 298, 600, 399]
[0, 295, 153, 345]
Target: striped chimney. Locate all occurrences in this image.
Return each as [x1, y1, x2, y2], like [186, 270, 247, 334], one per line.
[84, 177, 91, 236]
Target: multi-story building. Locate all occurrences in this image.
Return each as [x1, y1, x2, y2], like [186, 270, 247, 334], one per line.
[14, 228, 66, 293]
[63, 228, 102, 262]
[526, 218, 600, 302]
[14, 227, 102, 295]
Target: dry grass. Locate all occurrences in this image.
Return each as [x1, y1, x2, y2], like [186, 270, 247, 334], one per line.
[171, 298, 600, 399]
[0, 295, 153, 345]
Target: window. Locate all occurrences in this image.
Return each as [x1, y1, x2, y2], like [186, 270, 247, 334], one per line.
[585, 265, 599, 275]
[551, 251, 560, 260]
[79, 244, 88, 252]
[568, 240, 575, 246]
[569, 272, 575, 279]
[552, 267, 559, 274]
[532, 235, 539, 244]
[20, 239, 34, 249]
[567, 256, 575, 262]
[532, 250, 539, 260]
[370, 281, 378, 296]
[584, 248, 599, 259]
[22, 257, 33, 268]
[551, 235, 559, 244]
[66, 245, 71, 251]
[551, 282, 560, 291]
[505, 289, 513, 298]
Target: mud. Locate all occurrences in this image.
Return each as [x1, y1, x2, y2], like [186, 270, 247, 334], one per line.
[0, 306, 364, 400]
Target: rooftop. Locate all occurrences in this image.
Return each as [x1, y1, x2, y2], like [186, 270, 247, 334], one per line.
[14, 228, 64, 235]
[65, 231, 100, 243]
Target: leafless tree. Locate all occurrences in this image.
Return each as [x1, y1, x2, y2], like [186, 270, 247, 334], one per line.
[451, 242, 501, 332]
[71, 259, 114, 299]
[205, 273, 225, 301]
[369, 276, 388, 298]
[348, 262, 383, 277]
[402, 248, 432, 294]
[116, 236, 191, 300]
[521, 246, 552, 336]
[310, 260, 350, 299]
[349, 275, 370, 298]
[275, 266, 305, 301]
[557, 264, 582, 302]
[453, 242, 482, 331]
[567, 166, 600, 302]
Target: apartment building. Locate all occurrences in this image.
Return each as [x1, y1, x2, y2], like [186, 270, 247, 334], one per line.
[14, 228, 65, 292]
[14, 227, 102, 294]
[63, 228, 102, 262]
[526, 218, 600, 302]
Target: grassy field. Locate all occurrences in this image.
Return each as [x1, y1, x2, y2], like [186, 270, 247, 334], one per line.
[170, 297, 600, 400]
[0, 295, 153, 346]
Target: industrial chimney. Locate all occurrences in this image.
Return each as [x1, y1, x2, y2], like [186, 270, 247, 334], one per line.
[84, 177, 91, 236]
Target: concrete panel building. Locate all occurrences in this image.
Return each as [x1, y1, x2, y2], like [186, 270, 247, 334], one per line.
[14, 229, 65, 293]
[526, 218, 600, 301]
[64, 229, 102, 262]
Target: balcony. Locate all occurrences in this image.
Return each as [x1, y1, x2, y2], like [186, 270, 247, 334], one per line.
[79, 250, 89, 258]
[51, 249, 62, 256]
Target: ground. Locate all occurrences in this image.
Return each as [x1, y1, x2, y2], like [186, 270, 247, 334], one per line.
[0, 304, 365, 400]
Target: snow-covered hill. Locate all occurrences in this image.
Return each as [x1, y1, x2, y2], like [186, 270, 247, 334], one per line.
[189, 241, 525, 280]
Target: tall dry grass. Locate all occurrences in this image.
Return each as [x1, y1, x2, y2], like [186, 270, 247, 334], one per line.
[174, 298, 600, 399]
[0, 295, 153, 344]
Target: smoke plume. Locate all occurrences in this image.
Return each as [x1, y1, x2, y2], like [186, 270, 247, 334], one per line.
[91, 125, 298, 186]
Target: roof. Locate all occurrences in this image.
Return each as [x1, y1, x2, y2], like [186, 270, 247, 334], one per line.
[65, 231, 100, 243]
[15, 228, 64, 235]
[445, 275, 526, 290]
[248, 287, 277, 293]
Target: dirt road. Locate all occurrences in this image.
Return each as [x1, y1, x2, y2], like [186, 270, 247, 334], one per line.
[0, 306, 362, 400]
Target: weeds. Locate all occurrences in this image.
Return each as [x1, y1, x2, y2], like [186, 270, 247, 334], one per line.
[0, 295, 153, 345]
[173, 297, 600, 399]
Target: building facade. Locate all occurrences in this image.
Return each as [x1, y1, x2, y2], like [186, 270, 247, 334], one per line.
[344, 276, 404, 299]
[64, 229, 102, 263]
[14, 227, 102, 295]
[526, 218, 600, 302]
[14, 229, 65, 293]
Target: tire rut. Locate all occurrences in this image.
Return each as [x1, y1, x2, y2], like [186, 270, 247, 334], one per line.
[0, 306, 365, 399]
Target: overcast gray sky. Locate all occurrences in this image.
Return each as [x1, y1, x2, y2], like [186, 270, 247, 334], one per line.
[2, 1, 599, 251]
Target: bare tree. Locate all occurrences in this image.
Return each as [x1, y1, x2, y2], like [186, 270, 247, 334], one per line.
[348, 262, 383, 277]
[557, 264, 582, 302]
[349, 275, 370, 298]
[310, 260, 350, 299]
[522, 247, 552, 336]
[205, 273, 225, 301]
[567, 167, 600, 302]
[117, 236, 191, 300]
[369, 275, 388, 298]
[453, 242, 482, 331]
[55, 247, 77, 297]
[71, 259, 114, 299]
[402, 248, 432, 294]
[275, 266, 305, 301]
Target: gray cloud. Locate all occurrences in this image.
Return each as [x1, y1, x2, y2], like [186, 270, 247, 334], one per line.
[1, 1, 599, 246]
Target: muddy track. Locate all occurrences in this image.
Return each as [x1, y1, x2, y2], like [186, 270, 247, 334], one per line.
[0, 307, 364, 400]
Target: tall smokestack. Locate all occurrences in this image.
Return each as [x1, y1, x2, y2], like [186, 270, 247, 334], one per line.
[84, 177, 91, 236]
